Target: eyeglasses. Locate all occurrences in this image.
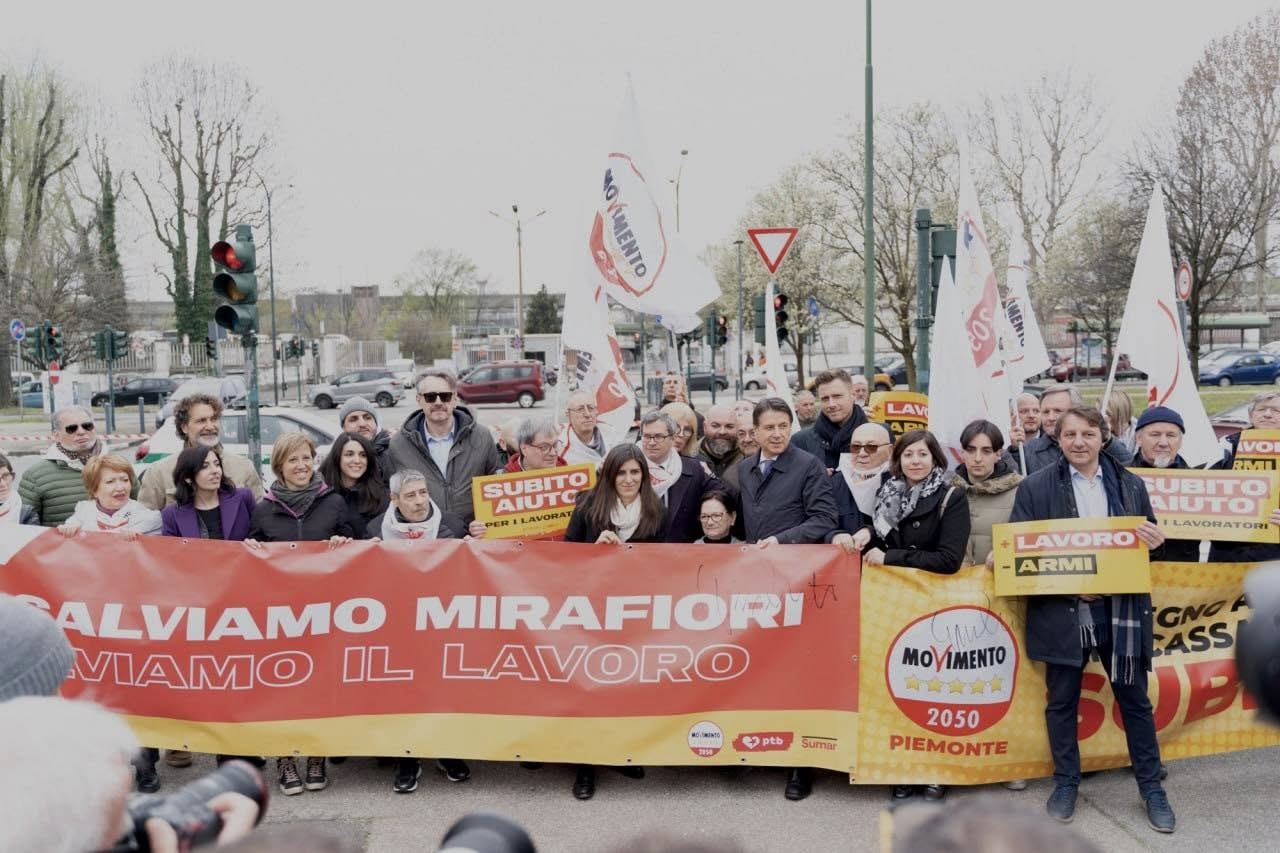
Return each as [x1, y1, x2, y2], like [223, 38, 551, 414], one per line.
[525, 442, 557, 454]
[64, 422, 95, 434]
[569, 404, 598, 414]
[641, 433, 673, 443]
[849, 442, 887, 454]
[1254, 405, 1280, 415]
[418, 391, 454, 403]
[699, 512, 728, 523]
[676, 427, 693, 438]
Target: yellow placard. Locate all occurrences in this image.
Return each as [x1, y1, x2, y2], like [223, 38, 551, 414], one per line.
[991, 516, 1151, 596]
[1132, 467, 1280, 544]
[867, 391, 929, 438]
[471, 463, 597, 539]
[1233, 428, 1280, 471]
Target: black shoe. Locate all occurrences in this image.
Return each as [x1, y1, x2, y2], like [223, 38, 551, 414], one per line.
[891, 785, 915, 800]
[393, 758, 422, 793]
[1046, 785, 1078, 823]
[573, 765, 595, 800]
[615, 765, 645, 780]
[784, 768, 813, 801]
[922, 784, 946, 801]
[135, 761, 160, 794]
[278, 758, 304, 796]
[1145, 789, 1176, 834]
[304, 757, 328, 791]
[1159, 763, 1168, 781]
[436, 758, 470, 782]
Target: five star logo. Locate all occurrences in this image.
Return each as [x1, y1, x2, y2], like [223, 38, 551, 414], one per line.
[948, 680, 966, 695]
[927, 678, 943, 693]
[905, 675, 921, 690]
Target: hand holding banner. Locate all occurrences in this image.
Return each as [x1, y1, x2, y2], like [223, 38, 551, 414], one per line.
[472, 464, 598, 539]
[992, 517, 1152, 596]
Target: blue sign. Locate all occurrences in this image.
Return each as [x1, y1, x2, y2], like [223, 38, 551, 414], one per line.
[807, 296, 819, 318]
[9, 319, 25, 342]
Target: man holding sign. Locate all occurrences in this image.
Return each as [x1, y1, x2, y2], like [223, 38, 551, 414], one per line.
[1008, 406, 1175, 834]
[1125, 406, 1201, 563]
[1209, 391, 1280, 562]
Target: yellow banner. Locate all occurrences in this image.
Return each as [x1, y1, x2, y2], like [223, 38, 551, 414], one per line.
[992, 516, 1151, 596]
[855, 562, 1280, 785]
[867, 391, 929, 438]
[1133, 467, 1280, 544]
[1233, 429, 1280, 471]
[470, 464, 597, 539]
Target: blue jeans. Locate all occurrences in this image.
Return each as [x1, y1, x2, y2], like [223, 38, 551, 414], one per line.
[1043, 600, 1163, 796]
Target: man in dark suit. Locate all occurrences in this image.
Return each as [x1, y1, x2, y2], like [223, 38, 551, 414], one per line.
[735, 397, 838, 803]
[638, 411, 714, 543]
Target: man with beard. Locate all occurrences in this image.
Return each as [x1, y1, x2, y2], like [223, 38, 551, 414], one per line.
[1125, 407, 1200, 563]
[639, 411, 715, 542]
[828, 423, 893, 545]
[792, 369, 868, 470]
[793, 390, 818, 428]
[137, 394, 263, 510]
[1023, 385, 1128, 474]
[558, 391, 613, 466]
[698, 404, 744, 488]
[337, 396, 392, 481]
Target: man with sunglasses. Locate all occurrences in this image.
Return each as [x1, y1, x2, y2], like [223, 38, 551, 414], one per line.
[388, 368, 502, 524]
[828, 423, 893, 541]
[18, 406, 109, 527]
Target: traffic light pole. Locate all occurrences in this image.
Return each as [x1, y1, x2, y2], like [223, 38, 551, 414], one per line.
[710, 331, 717, 405]
[244, 332, 262, 480]
[735, 239, 745, 400]
[105, 339, 116, 435]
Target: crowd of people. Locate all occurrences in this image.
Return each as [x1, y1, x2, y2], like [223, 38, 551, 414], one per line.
[13, 365, 1280, 836]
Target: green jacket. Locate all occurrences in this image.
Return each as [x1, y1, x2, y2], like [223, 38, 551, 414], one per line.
[18, 443, 105, 527]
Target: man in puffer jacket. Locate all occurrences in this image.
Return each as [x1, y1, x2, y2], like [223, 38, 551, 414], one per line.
[18, 406, 109, 527]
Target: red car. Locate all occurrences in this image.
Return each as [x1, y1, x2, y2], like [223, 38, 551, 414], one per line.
[456, 360, 546, 408]
[1049, 354, 1142, 383]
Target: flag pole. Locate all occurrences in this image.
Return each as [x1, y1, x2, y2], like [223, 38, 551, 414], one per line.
[1099, 342, 1122, 424]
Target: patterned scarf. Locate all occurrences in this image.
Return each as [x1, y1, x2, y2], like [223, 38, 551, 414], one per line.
[60, 440, 103, 467]
[88, 500, 161, 533]
[267, 473, 328, 519]
[380, 503, 443, 541]
[873, 467, 947, 539]
[646, 447, 683, 500]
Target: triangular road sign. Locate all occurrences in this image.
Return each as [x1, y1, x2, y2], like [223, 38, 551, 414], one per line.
[746, 227, 799, 274]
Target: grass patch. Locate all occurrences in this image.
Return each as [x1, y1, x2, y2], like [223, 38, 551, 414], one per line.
[1078, 387, 1258, 418]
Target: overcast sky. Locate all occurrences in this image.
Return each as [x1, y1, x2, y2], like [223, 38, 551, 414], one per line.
[3, 1, 1275, 305]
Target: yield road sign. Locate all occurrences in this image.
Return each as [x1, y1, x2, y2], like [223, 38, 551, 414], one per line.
[747, 227, 799, 274]
[9, 319, 25, 342]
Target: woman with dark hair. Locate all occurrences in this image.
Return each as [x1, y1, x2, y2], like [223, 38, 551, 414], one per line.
[565, 444, 667, 545]
[695, 488, 741, 544]
[319, 432, 389, 538]
[0, 452, 39, 525]
[563, 443, 664, 800]
[951, 420, 1022, 569]
[160, 446, 256, 541]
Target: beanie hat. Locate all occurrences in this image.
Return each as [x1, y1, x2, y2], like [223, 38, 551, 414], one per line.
[338, 396, 379, 431]
[0, 594, 74, 701]
[1135, 406, 1185, 434]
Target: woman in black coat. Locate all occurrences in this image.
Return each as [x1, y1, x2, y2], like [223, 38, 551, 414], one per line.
[562, 444, 664, 801]
[245, 431, 355, 797]
[319, 432, 389, 539]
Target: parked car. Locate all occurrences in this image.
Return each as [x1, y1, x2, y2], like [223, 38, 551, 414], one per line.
[685, 367, 729, 392]
[802, 364, 894, 392]
[1199, 351, 1280, 387]
[1049, 354, 1140, 383]
[741, 363, 799, 391]
[308, 368, 405, 410]
[17, 380, 44, 409]
[136, 406, 340, 487]
[90, 376, 180, 408]
[154, 377, 247, 429]
[1210, 401, 1251, 439]
[874, 355, 909, 389]
[455, 360, 545, 408]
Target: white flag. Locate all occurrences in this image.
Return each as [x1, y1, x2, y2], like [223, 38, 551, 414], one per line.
[763, 280, 798, 432]
[955, 154, 1012, 432]
[1002, 234, 1051, 381]
[585, 82, 720, 317]
[560, 279, 636, 438]
[1113, 188, 1218, 467]
[928, 260, 993, 469]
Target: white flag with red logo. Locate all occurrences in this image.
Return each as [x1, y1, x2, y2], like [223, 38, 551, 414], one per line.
[585, 82, 720, 317]
[1002, 234, 1051, 383]
[954, 155, 1011, 430]
[1113, 187, 1218, 466]
[928, 259, 992, 469]
[560, 278, 636, 438]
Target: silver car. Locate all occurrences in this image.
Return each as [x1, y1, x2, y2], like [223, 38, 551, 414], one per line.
[308, 368, 404, 410]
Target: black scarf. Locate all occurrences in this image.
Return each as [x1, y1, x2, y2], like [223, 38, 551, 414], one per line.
[267, 473, 328, 519]
[811, 412, 859, 466]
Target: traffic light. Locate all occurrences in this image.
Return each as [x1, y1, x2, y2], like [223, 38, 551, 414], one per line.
[205, 338, 217, 359]
[112, 330, 128, 360]
[23, 333, 45, 366]
[753, 294, 767, 345]
[703, 314, 717, 344]
[94, 329, 108, 361]
[211, 224, 259, 335]
[43, 322, 63, 364]
[310, 340, 319, 358]
[715, 315, 729, 348]
[774, 293, 790, 345]
[291, 336, 302, 359]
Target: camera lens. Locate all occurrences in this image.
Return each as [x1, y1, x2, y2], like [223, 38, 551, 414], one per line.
[438, 812, 536, 853]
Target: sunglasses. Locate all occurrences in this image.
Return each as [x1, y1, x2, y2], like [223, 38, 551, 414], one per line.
[418, 391, 454, 403]
[849, 442, 887, 454]
[64, 421, 96, 434]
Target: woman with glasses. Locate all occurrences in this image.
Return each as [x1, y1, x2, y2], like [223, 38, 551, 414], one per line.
[0, 453, 39, 525]
[661, 402, 701, 458]
[634, 411, 715, 542]
[319, 432, 389, 539]
[695, 487, 740, 544]
[1210, 391, 1280, 561]
[506, 417, 567, 472]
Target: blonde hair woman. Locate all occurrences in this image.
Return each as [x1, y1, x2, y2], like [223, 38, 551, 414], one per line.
[660, 402, 700, 457]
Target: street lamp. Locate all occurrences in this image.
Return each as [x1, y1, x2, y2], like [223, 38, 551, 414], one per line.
[253, 172, 292, 406]
[489, 204, 546, 348]
[669, 149, 689, 233]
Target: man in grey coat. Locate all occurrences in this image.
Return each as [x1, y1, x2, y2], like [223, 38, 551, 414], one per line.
[387, 368, 501, 525]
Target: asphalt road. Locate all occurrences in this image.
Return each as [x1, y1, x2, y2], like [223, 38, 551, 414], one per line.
[152, 746, 1278, 852]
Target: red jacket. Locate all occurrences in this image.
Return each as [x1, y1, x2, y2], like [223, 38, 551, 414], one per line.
[502, 454, 569, 540]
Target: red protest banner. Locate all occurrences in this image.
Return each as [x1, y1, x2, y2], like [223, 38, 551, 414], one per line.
[0, 532, 860, 771]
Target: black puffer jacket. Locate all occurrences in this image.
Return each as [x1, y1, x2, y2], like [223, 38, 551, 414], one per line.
[248, 489, 355, 542]
[867, 480, 971, 574]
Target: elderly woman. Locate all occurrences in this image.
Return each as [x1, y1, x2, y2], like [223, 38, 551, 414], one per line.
[0, 453, 39, 525]
[695, 488, 741, 544]
[506, 417, 567, 472]
[58, 455, 161, 540]
[661, 402, 701, 457]
[246, 432, 355, 796]
[319, 432, 389, 538]
[160, 445, 256, 541]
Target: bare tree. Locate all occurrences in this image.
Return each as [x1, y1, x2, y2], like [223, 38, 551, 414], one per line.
[384, 248, 489, 362]
[1127, 11, 1280, 373]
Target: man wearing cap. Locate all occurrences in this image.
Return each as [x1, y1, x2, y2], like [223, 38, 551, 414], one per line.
[0, 594, 74, 702]
[1125, 407, 1199, 563]
[338, 396, 393, 481]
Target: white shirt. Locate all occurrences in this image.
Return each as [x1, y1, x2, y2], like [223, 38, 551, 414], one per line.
[423, 422, 455, 477]
[1070, 466, 1108, 519]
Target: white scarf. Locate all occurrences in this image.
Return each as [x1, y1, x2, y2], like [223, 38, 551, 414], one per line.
[559, 423, 608, 466]
[70, 499, 162, 533]
[838, 454, 889, 517]
[0, 490, 23, 525]
[610, 497, 642, 542]
[380, 500, 444, 541]
[646, 447, 683, 500]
